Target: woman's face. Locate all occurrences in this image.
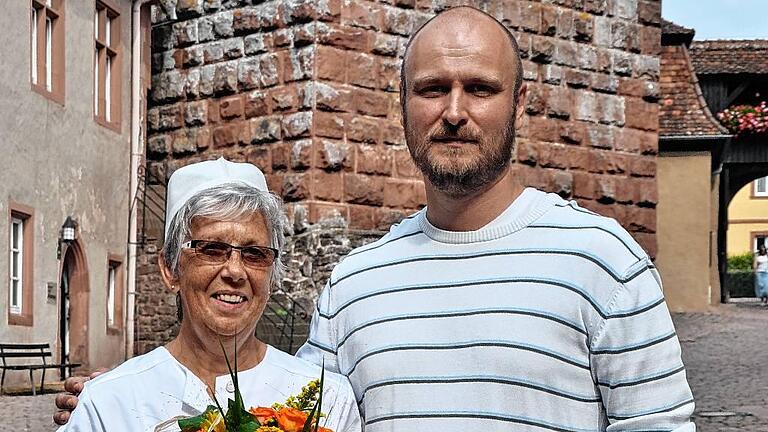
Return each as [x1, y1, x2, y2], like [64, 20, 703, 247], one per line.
[172, 213, 273, 339]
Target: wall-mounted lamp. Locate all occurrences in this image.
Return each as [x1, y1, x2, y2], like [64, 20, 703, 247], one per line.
[57, 216, 77, 259]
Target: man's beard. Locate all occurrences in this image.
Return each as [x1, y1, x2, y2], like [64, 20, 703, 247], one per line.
[405, 115, 517, 197]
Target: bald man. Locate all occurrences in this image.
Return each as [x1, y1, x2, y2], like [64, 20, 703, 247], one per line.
[297, 7, 695, 432]
[57, 6, 695, 432]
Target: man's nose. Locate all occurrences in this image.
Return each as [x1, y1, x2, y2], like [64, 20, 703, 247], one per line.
[442, 87, 469, 128]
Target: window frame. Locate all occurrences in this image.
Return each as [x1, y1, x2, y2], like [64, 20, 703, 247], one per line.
[30, 0, 65, 104]
[94, 0, 122, 132]
[106, 254, 124, 334]
[8, 203, 34, 327]
[753, 176, 768, 198]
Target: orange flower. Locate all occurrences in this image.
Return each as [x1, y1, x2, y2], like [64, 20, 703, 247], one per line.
[274, 407, 309, 432]
[249, 407, 277, 424]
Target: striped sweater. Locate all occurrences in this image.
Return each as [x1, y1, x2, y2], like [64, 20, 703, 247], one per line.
[296, 188, 695, 432]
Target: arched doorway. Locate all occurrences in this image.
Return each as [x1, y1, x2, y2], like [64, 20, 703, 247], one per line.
[717, 136, 768, 301]
[59, 239, 89, 377]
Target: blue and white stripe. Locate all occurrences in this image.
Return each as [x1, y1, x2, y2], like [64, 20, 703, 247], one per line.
[297, 188, 695, 431]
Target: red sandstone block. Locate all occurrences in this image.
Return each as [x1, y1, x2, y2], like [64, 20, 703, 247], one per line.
[355, 88, 390, 117]
[520, 2, 542, 33]
[382, 5, 414, 36]
[316, 138, 353, 171]
[246, 146, 271, 173]
[316, 82, 354, 112]
[348, 205, 375, 230]
[573, 171, 596, 200]
[382, 122, 405, 146]
[624, 97, 659, 131]
[265, 173, 284, 196]
[342, 1, 382, 30]
[347, 116, 381, 144]
[636, 177, 658, 206]
[316, 45, 347, 83]
[525, 82, 546, 116]
[244, 90, 270, 118]
[629, 154, 656, 178]
[540, 4, 557, 36]
[290, 139, 313, 170]
[546, 85, 572, 119]
[313, 171, 344, 201]
[627, 206, 656, 233]
[314, 112, 345, 139]
[539, 142, 570, 169]
[373, 207, 409, 230]
[559, 121, 586, 145]
[344, 173, 384, 205]
[516, 139, 538, 166]
[357, 144, 393, 175]
[212, 124, 239, 147]
[219, 95, 244, 119]
[529, 116, 560, 143]
[379, 58, 401, 92]
[282, 173, 311, 202]
[614, 176, 640, 204]
[348, 52, 378, 89]
[271, 143, 290, 170]
[270, 85, 300, 112]
[317, 24, 369, 51]
[394, 148, 421, 178]
[384, 178, 426, 208]
[564, 146, 591, 171]
[309, 202, 349, 223]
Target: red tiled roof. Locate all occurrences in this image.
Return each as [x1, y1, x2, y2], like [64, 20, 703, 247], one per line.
[661, 19, 695, 43]
[690, 40, 768, 75]
[659, 44, 729, 137]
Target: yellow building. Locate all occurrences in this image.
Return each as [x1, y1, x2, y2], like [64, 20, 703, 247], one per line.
[727, 177, 768, 255]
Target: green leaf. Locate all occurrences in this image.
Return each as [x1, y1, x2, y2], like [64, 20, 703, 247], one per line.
[302, 361, 325, 432]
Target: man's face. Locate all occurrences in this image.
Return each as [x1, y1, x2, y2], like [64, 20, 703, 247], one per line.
[402, 14, 525, 196]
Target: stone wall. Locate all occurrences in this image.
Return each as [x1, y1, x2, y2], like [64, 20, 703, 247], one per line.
[137, 0, 662, 354]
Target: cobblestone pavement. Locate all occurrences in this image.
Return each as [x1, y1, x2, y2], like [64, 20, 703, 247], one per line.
[0, 393, 58, 431]
[2, 302, 767, 431]
[674, 299, 768, 432]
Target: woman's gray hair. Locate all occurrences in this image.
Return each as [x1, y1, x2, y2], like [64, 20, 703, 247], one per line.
[162, 183, 287, 290]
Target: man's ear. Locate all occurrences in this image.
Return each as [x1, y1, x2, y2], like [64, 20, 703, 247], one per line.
[514, 83, 528, 129]
[158, 252, 179, 293]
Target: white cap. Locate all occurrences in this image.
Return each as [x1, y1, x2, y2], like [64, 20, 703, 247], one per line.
[164, 157, 268, 237]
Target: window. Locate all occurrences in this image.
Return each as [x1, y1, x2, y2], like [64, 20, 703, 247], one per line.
[106, 255, 123, 333]
[754, 176, 768, 197]
[31, 0, 64, 103]
[94, 1, 121, 131]
[8, 204, 34, 326]
[10, 219, 23, 315]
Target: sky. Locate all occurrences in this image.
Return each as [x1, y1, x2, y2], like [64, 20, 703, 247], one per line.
[662, 0, 768, 40]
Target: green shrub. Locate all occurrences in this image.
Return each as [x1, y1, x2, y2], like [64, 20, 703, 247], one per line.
[728, 252, 754, 271]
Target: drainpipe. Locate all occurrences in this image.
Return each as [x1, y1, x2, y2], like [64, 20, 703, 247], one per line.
[127, 0, 151, 359]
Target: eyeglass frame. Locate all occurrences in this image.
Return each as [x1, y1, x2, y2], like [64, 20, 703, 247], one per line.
[181, 240, 279, 268]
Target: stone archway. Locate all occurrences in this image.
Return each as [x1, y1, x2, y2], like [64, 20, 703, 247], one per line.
[717, 136, 768, 301]
[60, 239, 90, 372]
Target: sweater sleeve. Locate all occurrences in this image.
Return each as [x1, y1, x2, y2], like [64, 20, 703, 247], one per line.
[589, 258, 696, 431]
[296, 281, 342, 374]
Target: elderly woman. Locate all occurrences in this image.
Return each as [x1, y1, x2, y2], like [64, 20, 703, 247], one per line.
[58, 158, 361, 432]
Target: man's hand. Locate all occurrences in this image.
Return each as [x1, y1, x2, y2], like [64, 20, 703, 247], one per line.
[53, 369, 106, 425]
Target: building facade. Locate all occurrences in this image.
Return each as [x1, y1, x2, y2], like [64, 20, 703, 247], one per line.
[0, 0, 143, 388]
[727, 177, 768, 255]
[135, 0, 665, 353]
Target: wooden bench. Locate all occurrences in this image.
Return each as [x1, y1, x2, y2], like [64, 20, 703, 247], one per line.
[0, 343, 80, 395]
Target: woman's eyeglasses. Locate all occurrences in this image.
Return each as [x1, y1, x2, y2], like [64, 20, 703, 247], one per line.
[181, 240, 278, 268]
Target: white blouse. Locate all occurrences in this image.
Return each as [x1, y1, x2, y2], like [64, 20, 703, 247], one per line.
[58, 345, 361, 432]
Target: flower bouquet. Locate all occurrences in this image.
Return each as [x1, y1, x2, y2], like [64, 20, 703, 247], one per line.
[170, 342, 330, 432]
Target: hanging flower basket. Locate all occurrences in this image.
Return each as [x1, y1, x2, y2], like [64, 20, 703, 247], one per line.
[717, 102, 768, 136]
